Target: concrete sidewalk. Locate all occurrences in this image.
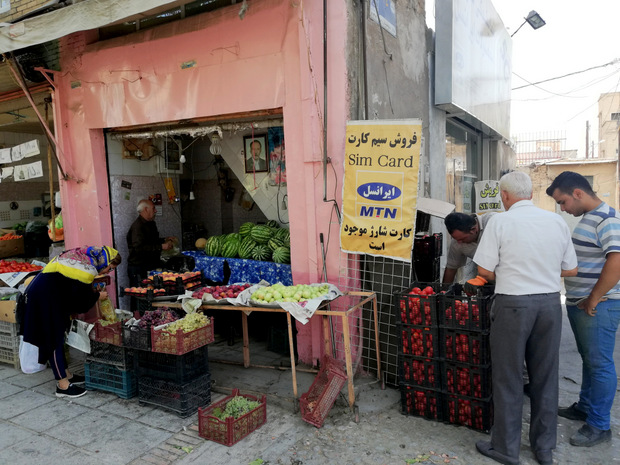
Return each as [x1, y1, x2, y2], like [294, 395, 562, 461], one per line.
[0, 308, 619, 465]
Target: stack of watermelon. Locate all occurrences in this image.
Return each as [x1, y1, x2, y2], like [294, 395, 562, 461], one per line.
[203, 220, 291, 264]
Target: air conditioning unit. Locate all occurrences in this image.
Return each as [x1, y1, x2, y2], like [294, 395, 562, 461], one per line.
[157, 138, 183, 174]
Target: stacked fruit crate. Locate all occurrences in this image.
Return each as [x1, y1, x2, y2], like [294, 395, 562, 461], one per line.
[0, 319, 20, 369]
[85, 339, 137, 399]
[395, 283, 493, 432]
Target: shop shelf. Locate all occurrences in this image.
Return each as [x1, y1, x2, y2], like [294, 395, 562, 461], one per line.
[398, 324, 439, 359]
[198, 388, 267, 446]
[442, 362, 491, 399]
[445, 394, 493, 433]
[134, 345, 209, 382]
[397, 354, 440, 389]
[138, 372, 211, 418]
[84, 361, 137, 399]
[299, 356, 347, 428]
[440, 329, 490, 365]
[440, 293, 491, 331]
[0, 345, 19, 369]
[399, 383, 444, 422]
[151, 319, 214, 355]
[86, 340, 133, 369]
[91, 320, 123, 346]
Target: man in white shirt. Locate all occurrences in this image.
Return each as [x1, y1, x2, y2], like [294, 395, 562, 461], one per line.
[473, 172, 578, 465]
[442, 211, 498, 284]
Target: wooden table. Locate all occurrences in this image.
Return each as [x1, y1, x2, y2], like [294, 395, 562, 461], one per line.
[153, 291, 381, 411]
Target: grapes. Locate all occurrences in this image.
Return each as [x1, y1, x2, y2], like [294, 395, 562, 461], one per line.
[136, 308, 179, 329]
[163, 313, 210, 333]
[211, 396, 261, 420]
[250, 283, 331, 304]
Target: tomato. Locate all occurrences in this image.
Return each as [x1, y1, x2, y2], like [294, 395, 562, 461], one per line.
[422, 286, 434, 295]
[410, 287, 421, 294]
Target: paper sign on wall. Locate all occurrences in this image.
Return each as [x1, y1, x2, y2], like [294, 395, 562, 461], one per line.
[0, 148, 10, 164]
[340, 119, 422, 261]
[474, 180, 504, 214]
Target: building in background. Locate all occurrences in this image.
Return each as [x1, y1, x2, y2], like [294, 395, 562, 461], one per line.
[598, 92, 620, 160]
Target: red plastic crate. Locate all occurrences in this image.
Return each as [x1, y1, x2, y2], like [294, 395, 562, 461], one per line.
[151, 319, 214, 355]
[398, 354, 440, 389]
[443, 362, 491, 399]
[91, 320, 123, 346]
[445, 394, 493, 432]
[198, 389, 267, 446]
[399, 383, 444, 421]
[441, 329, 490, 365]
[299, 356, 347, 428]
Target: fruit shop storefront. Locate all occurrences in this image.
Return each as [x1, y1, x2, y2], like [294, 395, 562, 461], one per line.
[49, 1, 359, 369]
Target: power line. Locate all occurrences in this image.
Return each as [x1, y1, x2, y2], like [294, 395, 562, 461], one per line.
[512, 58, 620, 91]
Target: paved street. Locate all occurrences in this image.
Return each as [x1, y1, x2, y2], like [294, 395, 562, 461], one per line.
[0, 306, 619, 465]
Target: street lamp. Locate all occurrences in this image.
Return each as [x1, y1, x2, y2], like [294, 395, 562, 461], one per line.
[511, 10, 546, 37]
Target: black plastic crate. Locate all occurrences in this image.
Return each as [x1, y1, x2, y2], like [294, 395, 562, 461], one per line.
[399, 383, 444, 421]
[122, 324, 151, 351]
[413, 233, 443, 261]
[398, 324, 439, 359]
[134, 345, 209, 382]
[394, 282, 444, 326]
[440, 329, 490, 365]
[445, 394, 493, 433]
[85, 361, 137, 399]
[413, 258, 441, 283]
[442, 362, 491, 399]
[86, 340, 134, 369]
[138, 372, 212, 418]
[440, 293, 491, 331]
[397, 354, 440, 389]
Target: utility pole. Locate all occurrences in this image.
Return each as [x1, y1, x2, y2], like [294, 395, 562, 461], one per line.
[585, 121, 589, 158]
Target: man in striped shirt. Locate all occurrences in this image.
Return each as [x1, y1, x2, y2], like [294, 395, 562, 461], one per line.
[546, 171, 620, 448]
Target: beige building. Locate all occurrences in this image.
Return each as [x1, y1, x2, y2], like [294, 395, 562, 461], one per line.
[598, 92, 620, 159]
[522, 158, 618, 229]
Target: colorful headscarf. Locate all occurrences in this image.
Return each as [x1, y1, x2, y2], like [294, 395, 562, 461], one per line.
[43, 246, 119, 284]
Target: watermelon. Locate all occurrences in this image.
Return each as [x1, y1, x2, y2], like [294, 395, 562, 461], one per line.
[221, 239, 240, 258]
[272, 246, 291, 264]
[266, 220, 280, 229]
[275, 227, 290, 243]
[226, 232, 241, 243]
[250, 225, 273, 244]
[251, 244, 271, 261]
[238, 237, 257, 259]
[239, 222, 254, 238]
[205, 236, 221, 256]
[268, 237, 285, 252]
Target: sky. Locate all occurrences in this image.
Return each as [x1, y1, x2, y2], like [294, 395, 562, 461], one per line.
[428, 0, 620, 157]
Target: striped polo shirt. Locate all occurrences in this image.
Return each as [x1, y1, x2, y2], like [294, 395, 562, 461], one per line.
[564, 202, 620, 301]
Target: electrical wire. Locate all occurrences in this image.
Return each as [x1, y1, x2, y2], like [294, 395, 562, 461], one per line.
[512, 58, 620, 91]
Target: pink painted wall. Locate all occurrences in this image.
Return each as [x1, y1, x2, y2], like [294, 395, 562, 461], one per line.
[54, 0, 349, 365]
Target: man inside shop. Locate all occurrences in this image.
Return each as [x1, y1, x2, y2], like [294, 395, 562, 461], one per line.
[442, 211, 497, 284]
[126, 198, 176, 286]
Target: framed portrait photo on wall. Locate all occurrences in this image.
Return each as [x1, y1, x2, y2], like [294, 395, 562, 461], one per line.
[244, 134, 268, 173]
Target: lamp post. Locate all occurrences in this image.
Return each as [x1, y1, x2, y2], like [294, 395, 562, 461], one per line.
[511, 10, 546, 37]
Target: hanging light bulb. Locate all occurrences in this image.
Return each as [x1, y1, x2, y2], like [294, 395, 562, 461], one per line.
[209, 133, 222, 155]
[189, 191, 195, 200]
[179, 154, 186, 164]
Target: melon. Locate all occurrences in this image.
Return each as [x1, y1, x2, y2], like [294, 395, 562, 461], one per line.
[272, 246, 291, 264]
[205, 236, 221, 256]
[195, 237, 207, 249]
[238, 237, 257, 259]
[275, 227, 290, 243]
[239, 222, 255, 238]
[250, 225, 273, 244]
[221, 239, 240, 258]
[268, 237, 285, 252]
[251, 244, 271, 261]
[266, 220, 280, 229]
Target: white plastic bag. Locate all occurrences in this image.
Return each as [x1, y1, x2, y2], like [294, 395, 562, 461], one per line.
[65, 319, 93, 353]
[18, 336, 47, 374]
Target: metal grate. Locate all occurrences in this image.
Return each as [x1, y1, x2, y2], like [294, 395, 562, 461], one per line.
[0, 211, 9, 221]
[322, 250, 413, 388]
[19, 209, 30, 220]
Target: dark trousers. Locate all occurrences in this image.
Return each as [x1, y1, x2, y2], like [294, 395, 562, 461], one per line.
[50, 340, 68, 380]
[489, 293, 562, 459]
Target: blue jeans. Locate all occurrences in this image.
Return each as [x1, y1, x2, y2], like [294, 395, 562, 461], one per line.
[567, 300, 620, 430]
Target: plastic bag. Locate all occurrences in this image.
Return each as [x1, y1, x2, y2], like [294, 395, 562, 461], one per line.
[18, 336, 47, 374]
[99, 298, 116, 322]
[66, 319, 93, 353]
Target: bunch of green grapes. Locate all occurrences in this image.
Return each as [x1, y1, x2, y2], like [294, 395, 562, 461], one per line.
[164, 313, 210, 333]
[212, 396, 261, 420]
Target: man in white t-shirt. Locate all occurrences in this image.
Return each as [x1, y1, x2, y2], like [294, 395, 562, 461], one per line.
[473, 171, 578, 465]
[442, 211, 497, 284]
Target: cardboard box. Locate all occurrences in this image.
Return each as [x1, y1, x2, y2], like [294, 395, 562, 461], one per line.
[0, 229, 25, 259]
[0, 300, 16, 323]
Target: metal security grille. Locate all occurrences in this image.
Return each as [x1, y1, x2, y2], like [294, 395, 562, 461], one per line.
[327, 251, 413, 388]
